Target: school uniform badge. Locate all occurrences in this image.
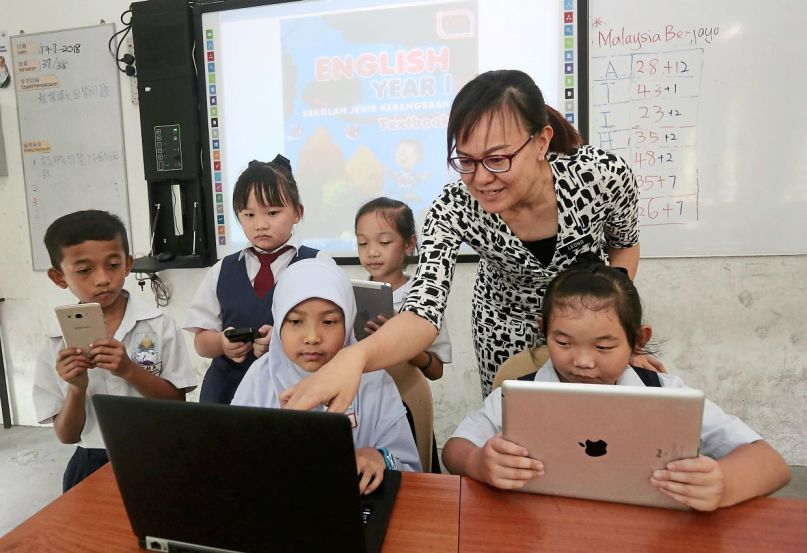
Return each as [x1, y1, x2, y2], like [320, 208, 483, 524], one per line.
[133, 332, 162, 375]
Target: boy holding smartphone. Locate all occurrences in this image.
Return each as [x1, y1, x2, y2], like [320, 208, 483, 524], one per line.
[33, 210, 197, 491]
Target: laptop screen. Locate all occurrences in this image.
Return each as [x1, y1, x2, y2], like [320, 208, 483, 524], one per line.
[93, 395, 399, 552]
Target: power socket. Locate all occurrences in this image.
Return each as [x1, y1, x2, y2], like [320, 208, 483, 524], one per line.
[125, 35, 138, 105]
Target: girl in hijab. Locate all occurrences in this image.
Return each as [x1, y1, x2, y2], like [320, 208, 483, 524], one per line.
[232, 258, 421, 494]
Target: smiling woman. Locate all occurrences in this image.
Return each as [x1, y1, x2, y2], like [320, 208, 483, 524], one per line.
[281, 69, 641, 412]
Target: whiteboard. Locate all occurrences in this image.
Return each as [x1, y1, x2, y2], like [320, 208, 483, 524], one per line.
[12, 24, 130, 270]
[586, 0, 807, 257]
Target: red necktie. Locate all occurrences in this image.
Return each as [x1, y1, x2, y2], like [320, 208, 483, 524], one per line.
[252, 246, 294, 298]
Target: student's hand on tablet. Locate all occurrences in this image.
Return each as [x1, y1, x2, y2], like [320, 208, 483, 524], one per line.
[364, 314, 391, 336]
[355, 448, 385, 495]
[650, 455, 724, 511]
[280, 346, 364, 412]
[630, 352, 666, 373]
[220, 327, 252, 363]
[252, 324, 272, 358]
[56, 347, 90, 390]
[472, 433, 544, 490]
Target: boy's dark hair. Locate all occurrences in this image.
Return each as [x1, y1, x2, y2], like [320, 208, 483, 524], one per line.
[232, 154, 302, 214]
[447, 69, 583, 158]
[44, 210, 130, 269]
[541, 253, 645, 352]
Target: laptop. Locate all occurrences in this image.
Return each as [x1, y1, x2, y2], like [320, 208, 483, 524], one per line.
[93, 395, 401, 553]
[502, 380, 704, 510]
[351, 279, 394, 341]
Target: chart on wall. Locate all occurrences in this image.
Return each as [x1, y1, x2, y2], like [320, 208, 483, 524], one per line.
[12, 23, 130, 270]
[586, 0, 807, 257]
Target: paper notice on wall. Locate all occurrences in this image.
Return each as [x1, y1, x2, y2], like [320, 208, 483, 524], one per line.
[0, 30, 10, 89]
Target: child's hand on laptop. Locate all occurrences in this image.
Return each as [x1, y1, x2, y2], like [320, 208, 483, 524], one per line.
[56, 347, 91, 390]
[355, 448, 386, 495]
[472, 433, 544, 490]
[650, 455, 724, 511]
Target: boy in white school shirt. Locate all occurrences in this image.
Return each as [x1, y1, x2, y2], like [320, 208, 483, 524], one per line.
[33, 210, 197, 492]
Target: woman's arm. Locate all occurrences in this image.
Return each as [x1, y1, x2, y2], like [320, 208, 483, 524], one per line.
[409, 350, 444, 380]
[608, 243, 640, 280]
[280, 312, 437, 412]
[282, 190, 465, 411]
[602, 149, 640, 280]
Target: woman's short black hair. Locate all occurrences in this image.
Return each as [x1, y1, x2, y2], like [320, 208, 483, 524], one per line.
[447, 69, 582, 157]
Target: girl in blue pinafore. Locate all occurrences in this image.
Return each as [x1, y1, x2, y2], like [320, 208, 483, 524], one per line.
[184, 155, 320, 404]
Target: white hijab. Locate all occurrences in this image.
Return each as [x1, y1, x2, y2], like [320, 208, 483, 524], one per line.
[232, 257, 355, 409]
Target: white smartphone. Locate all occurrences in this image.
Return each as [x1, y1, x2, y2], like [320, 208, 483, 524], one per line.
[351, 279, 394, 341]
[55, 303, 107, 354]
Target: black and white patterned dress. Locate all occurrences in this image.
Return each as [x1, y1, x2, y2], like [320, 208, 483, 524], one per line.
[401, 145, 639, 396]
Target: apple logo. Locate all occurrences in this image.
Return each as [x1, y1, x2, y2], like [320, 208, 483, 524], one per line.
[579, 439, 608, 457]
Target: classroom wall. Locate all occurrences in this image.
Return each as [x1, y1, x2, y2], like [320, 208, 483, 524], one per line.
[1, 1, 804, 465]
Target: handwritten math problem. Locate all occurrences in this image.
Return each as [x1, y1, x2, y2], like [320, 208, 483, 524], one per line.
[590, 14, 712, 228]
[588, 0, 807, 257]
[591, 45, 703, 226]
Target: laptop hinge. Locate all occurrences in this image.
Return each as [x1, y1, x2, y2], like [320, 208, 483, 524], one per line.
[145, 536, 245, 553]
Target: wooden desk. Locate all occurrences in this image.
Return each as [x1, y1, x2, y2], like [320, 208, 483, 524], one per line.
[459, 478, 807, 553]
[0, 465, 460, 552]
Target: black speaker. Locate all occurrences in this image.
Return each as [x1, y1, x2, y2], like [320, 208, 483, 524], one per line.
[131, 0, 200, 181]
[129, 0, 216, 271]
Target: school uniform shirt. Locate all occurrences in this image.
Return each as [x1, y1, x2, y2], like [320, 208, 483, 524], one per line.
[401, 145, 639, 397]
[450, 360, 761, 461]
[33, 291, 197, 449]
[232, 258, 421, 472]
[184, 235, 325, 333]
[392, 275, 452, 363]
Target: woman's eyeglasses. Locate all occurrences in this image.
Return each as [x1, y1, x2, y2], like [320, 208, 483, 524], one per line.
[448, 135, 534, 174]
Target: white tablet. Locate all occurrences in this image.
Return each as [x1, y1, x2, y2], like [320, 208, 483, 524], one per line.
[351, 279, 394, 341]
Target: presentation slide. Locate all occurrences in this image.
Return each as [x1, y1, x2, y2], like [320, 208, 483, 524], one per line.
[200, 0, 562, 258]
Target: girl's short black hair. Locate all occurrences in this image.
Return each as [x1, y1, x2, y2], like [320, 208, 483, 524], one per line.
[354, 197, 417, 264]
[232, 154, 302, 214]
[44, 210, 130, 269]
[541, 253, 645, 351]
